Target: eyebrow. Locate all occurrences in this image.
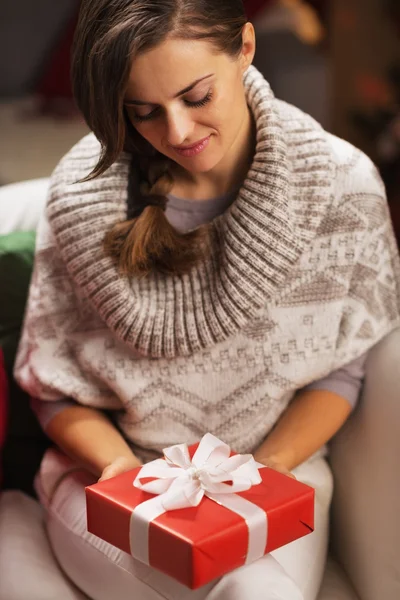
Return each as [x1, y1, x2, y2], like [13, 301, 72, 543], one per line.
[124, 73, 214, 106]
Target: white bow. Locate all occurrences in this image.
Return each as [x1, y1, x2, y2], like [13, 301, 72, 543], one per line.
[133, 433, 262, 511]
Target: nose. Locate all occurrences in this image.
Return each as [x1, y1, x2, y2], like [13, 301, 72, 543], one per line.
[165, 108, 195, 147]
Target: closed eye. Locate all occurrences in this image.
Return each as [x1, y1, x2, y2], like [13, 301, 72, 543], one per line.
[130, 90, 213, 123]
[186, 90, 213, 109]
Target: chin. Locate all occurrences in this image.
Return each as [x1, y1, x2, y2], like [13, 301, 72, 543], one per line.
[178, 154, 223, 175]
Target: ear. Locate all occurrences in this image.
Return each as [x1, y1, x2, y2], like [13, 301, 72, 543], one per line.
[239, 22, 256, 73]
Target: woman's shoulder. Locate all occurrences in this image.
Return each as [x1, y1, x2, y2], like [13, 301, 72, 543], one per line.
[324, 132, 386, 207]
[45, 133, 131, 234]
[51, 133, 130, 187]
[325, 132, 382, 183]
[276, 99, 385, 200]
[319, 132, 388, 235]
[52, 133, 101, 184]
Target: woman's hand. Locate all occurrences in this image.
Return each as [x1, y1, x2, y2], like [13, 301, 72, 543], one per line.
[98, 455, 143, 482]
[45, 405, 145, 480]
[254, 455, 296, 480]
[251, 389, 352, 473]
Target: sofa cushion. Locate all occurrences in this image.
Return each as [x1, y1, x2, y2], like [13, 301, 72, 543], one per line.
[0, 349, 8, 488]
[0, 490, 89, 599]
[0, 230, 36, 371]
[329, 327, 400, 600]
[0, 230, 50, 496]
[317, 556, 360, 600]
[0, 178, 49, 234]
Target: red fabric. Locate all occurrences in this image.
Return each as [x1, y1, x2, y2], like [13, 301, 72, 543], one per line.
[36, 13, 78, 100]
[244, 0, 276, 19]
[0, 349, 8, 488]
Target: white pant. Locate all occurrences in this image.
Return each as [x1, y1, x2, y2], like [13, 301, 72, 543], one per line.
[37, 449, 333, 600]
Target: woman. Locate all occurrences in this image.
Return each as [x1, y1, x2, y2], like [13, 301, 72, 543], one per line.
[14, 1, 400, 599]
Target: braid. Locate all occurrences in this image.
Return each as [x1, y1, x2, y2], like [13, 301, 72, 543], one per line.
[103, 152, 209, 277]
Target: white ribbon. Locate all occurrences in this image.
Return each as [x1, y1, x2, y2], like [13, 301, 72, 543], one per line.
[130, 433, 268, 567]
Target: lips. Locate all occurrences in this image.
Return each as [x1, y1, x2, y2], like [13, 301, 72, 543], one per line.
[171, 136, 211, 158]
[173, 136, 209, 150]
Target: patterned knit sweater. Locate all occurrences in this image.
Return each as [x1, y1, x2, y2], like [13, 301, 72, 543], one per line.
[14, 66, 400, 461]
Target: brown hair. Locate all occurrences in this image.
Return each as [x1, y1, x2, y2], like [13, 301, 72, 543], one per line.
[72, 0, 247, 276]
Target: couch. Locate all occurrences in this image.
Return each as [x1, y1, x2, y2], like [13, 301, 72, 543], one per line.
[0, 178, 399, 599]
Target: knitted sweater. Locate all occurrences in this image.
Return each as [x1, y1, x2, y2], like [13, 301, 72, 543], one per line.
[14, 66, 400, 461]
[30, 190, 367, 431]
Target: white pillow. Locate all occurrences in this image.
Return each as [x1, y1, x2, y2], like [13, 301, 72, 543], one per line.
[0, 178, 49, 235]
[0, 490, 89, 599]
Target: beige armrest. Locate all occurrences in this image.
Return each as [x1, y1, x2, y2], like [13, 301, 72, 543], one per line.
[329, 327, 400, 600]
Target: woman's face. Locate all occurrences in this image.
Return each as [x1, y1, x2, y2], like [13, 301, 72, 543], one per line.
[124, 26, 255, 176]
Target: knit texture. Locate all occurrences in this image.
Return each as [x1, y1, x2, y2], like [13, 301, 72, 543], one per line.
[14, 66, 400, 459]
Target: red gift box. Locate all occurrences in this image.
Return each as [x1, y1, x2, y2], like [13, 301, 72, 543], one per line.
[86, 436, 314, 589]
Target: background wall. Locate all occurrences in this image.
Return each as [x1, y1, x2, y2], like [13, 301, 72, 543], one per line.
[332, 0, 399, 157]
[331, 0, 400, 233]
[0, 0, 399, 228]
[0, 1, 78, 97]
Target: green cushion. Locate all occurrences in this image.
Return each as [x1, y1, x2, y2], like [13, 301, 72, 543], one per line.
[0, 231, 36, 372]
[0, 230, 50, 497]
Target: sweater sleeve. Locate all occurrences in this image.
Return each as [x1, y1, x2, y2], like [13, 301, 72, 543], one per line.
[302, 353, 367, 410]
[30, 397, 78, 430]
[327, 136, 400, 363]
[13, 189, 123, 412]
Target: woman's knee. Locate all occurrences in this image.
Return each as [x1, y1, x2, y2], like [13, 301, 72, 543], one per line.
[205, 555, 304, 600]
[45, 467, 126, 563]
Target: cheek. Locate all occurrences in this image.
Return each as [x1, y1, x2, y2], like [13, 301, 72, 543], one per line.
[209, 89, 241, 134]
[134, 123, 164, 148]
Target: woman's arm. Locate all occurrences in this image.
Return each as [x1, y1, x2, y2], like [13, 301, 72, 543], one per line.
[45, 405, 142, 479]
[253, 388, 351, 471]
[12, 200, 141, 481]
